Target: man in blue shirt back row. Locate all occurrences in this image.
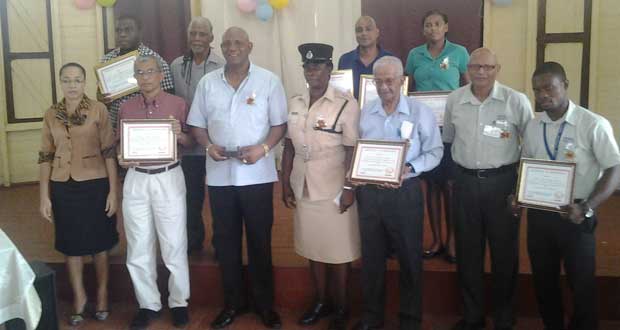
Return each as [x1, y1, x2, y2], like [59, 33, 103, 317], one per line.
[338, 16, 393, 99]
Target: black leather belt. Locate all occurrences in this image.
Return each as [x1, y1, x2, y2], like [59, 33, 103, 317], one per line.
[134, 162, 180, 175]
[457, 163, 517, 179]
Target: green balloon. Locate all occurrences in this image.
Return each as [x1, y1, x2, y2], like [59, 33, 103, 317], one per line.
[97, 0, 116, 7]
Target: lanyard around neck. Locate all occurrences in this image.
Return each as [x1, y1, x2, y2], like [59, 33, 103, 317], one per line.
[543, 121, 567, 160]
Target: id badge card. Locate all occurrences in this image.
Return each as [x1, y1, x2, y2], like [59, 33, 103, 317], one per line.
[483, 125, 503, 138]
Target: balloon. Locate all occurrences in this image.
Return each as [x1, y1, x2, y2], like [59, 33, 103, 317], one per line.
[256, 3, 273, 21]
[74, 0, 96, 10]
[96, 0, 117, 7]
[268, 0, 289, 10]
[237, 0, 257, 13]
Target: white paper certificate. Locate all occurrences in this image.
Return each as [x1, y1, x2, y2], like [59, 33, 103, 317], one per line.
[350, 139, 409, 185]
[329, 70, 354, 96]
[516, 158, 576, 211]
[409, 91, 450, 126]
[121, 119, 177, 163]
[359, 75, 409, 109]
[94, 50, 139, 100]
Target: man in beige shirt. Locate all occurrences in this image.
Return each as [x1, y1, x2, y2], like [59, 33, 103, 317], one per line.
[442, 48, 533, 330]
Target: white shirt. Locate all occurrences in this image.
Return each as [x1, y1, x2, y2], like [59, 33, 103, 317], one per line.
[187, 63, 288, 186]
[442, 81, 533, 169]
[522, 101, 620, 199]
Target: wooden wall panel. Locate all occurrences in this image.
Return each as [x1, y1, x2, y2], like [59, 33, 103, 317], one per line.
[545, 43, 583, 104]
[594, 0, 620, 136]
[57, 0, 101, 97]
[11, 59, 53, 119]
[546, 0, 584, 33]
[7, 130, 40, 182]
[6, 0, 48, 53]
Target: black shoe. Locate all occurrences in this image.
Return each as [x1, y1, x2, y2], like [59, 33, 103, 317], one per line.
[260, 309, 282, 329]
[298, 302, 333, 325]
[452, 319, 485, 330]
[171, 306, 189, 327]
[327, 308, 347, 330]
[130, 308, 161, 329]
[445, 253, 457, 264]
[351, 320, 383, 330]
[423, 246, 445, 259]
[210, 306, 248, 329]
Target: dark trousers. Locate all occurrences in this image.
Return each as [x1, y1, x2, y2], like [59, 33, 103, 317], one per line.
[208, 183, 275, 311]
[356, 178, 424, 330]
[181, 155, 206, 250]
[453, 169, 520, 328]
[527, 209, 598, 330]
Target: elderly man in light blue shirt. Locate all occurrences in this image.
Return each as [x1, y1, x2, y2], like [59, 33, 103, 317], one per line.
[186, 27, 287, 330]
[353, 56, 442, 330]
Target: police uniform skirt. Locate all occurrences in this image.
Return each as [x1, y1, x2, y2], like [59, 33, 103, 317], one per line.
[294, 197, 361, 264]
[50, 177, 119, 256]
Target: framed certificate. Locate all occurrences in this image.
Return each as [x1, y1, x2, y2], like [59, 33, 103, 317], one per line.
[329, 69, 353, 95]
[350, 139, 409, 185]
[359, 75, 409, 109]
[94, 50, 139, 101]
[516, 158, 576, 212]
[409, 91, 450, 126]
[120, 119, 177, 163]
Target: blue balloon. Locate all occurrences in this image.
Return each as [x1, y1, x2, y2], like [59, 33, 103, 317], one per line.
[256, 3, 273, 21]
[257, 0, 268, 3]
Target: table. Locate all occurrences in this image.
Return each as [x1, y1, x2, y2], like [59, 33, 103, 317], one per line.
[0, 229, 41, 330]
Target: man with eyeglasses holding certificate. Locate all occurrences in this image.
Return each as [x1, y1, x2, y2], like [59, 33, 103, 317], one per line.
[442, 48, 533, 330]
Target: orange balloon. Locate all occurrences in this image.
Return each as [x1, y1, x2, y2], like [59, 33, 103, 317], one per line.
[268, 0, 289, 10]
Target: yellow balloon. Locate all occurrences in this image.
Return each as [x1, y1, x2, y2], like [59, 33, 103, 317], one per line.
[268, 0, 289, 10]
[97, 0, 116, 7]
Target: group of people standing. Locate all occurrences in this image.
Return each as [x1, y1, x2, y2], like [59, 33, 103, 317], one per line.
[38, 9, 620, 330]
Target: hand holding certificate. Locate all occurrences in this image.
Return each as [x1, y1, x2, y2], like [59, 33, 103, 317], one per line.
[120, 119, 177, 164]
[349, 139, 409, 186]
[516, 158, 576, 212]
[94, 51, 139, 101]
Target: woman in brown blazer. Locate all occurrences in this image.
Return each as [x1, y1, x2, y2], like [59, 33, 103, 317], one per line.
[38, 63, 119, 325]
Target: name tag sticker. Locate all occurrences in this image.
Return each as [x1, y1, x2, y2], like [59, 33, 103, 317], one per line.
[483, 125, 502, 138]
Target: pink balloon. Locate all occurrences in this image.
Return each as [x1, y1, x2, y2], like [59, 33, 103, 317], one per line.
[237, 0, 257, 13]
[74, 0, 96, 10]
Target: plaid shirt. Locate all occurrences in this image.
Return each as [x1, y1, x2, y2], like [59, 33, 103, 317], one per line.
[101, 43, 174, 131]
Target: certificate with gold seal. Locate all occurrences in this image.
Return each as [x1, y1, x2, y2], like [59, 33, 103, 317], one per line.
[359, 75, 409, 109]
[516, 158, 576, 212]
[120, 119, 177, 163]
[94, 50, 139, 101]
[329, 69, 354, 96]
[350, 139, 409, 185]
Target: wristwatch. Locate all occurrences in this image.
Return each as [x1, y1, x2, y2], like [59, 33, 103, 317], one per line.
[582, 201, 594, 219]
[406, 162, 415, 173]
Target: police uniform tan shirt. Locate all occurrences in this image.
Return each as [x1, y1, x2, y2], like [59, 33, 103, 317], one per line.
[442, 81, 533, 169]
[522, 101, 620, 199]
[287, 86, 360, 201]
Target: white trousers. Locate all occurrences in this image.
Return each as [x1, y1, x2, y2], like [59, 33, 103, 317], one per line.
[122, 166, 190, 310]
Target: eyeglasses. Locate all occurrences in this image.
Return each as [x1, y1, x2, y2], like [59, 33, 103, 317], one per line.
[60, 79, 85, 85]
[467, 64, 497, 72]
[134, 69, 161, 78]
[372, 78, 401, 87]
